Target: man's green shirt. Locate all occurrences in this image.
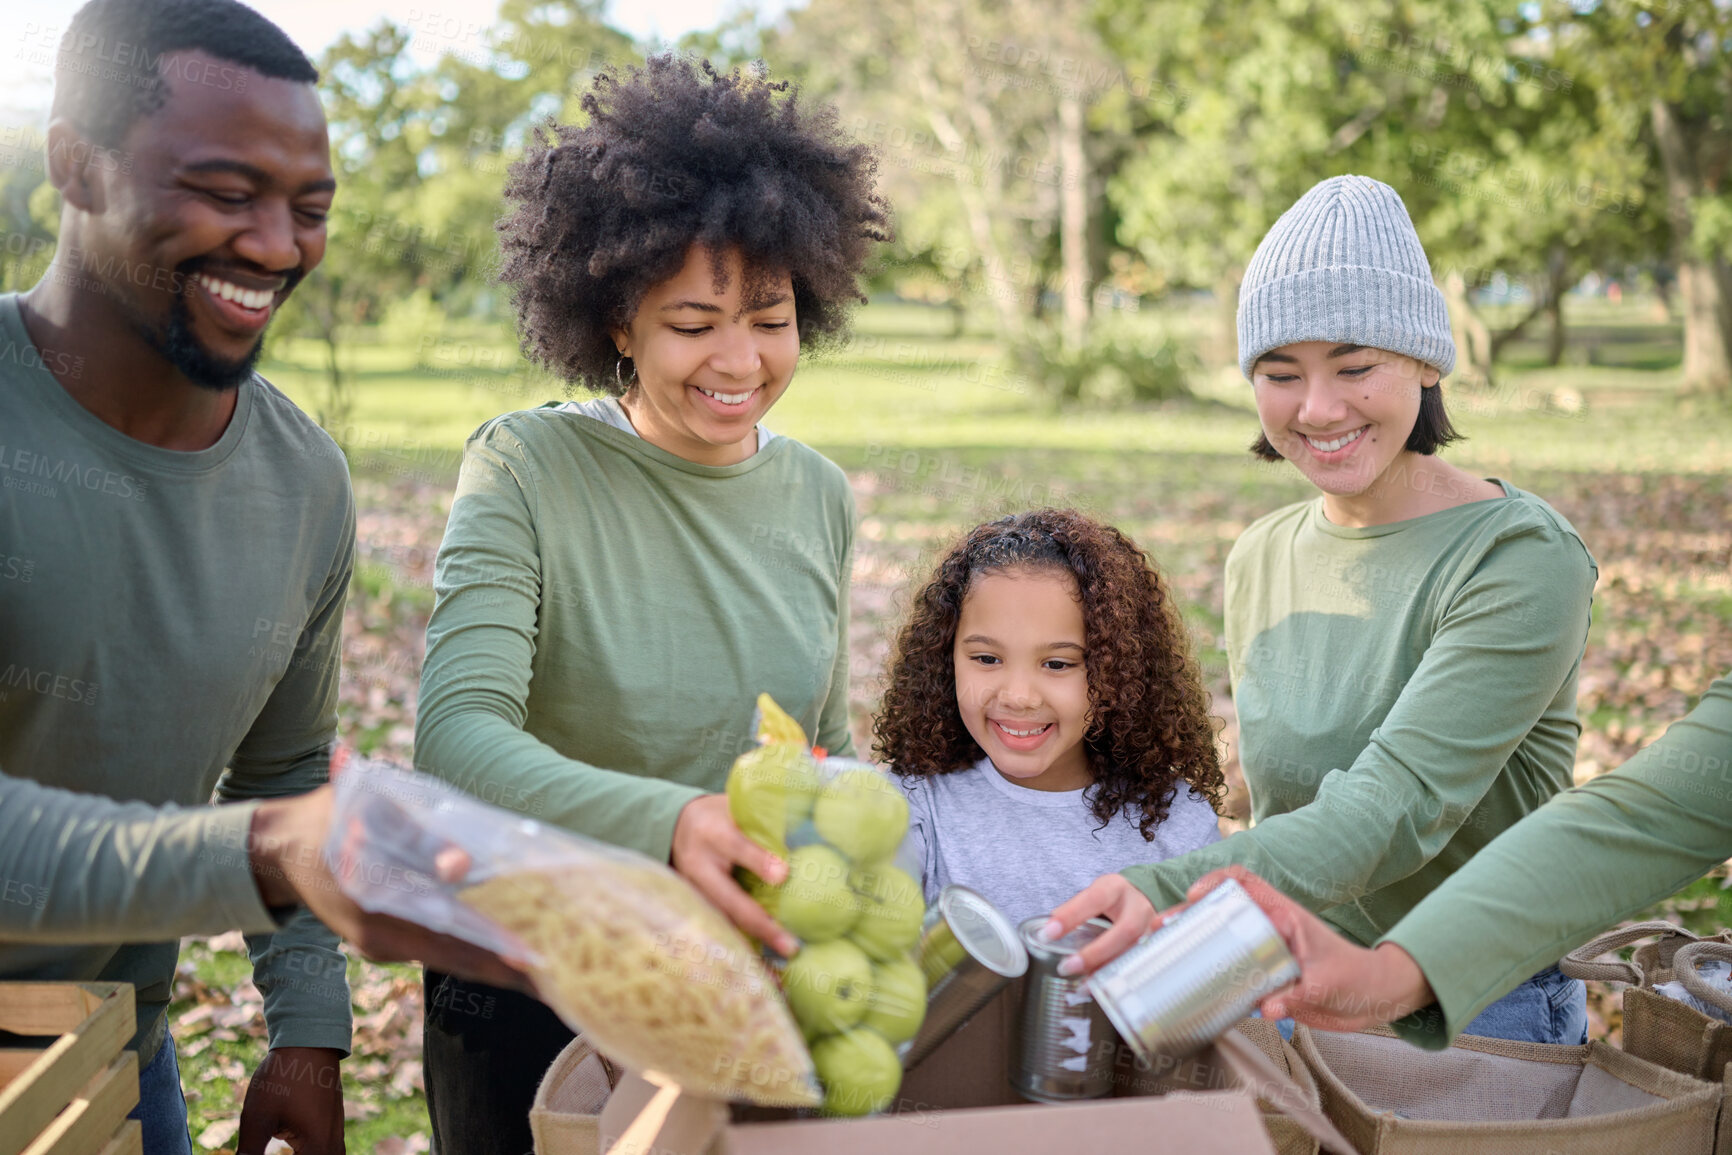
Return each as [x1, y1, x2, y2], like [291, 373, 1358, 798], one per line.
[0, 294, 355, 1057]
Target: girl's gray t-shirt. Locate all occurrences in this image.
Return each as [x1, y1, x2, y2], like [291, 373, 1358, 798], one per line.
[898, 758, 1222, 928]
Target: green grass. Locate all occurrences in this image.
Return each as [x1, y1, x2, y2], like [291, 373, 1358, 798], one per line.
[170, 938, 431, 1150]
[261, 299, 1729, 480]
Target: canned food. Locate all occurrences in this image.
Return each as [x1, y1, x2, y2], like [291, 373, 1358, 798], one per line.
[1088, 879, 1300, 1066]
[902, 886, 1027, 1070]
[1013, 916, 1119, 1102]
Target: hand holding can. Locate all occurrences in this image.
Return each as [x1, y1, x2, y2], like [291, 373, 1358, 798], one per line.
[1087, 877, 1301, 1065]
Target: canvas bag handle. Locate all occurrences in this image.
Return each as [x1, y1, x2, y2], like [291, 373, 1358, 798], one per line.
[1558, 921, 1701, 986]
[1212, 1028, 1357, 1155]
[1672, 942, 1732, 1017]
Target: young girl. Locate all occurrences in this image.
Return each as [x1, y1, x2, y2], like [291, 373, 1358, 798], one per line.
[873, 508, 1225, 927]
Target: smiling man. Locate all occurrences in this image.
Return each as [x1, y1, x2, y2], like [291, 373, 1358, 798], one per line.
[0, 2, 356, 1152]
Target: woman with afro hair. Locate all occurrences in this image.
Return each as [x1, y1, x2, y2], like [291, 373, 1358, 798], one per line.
[412, 55, 889, 1151]
[873, 509, 1225, 929]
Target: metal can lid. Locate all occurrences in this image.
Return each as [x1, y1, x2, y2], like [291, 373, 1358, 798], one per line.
[1019, 915, 1108, 962]
[937, 886, 1028, 977]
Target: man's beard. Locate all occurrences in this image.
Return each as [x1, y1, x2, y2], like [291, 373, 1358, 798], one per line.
[133, 260, 298, 392]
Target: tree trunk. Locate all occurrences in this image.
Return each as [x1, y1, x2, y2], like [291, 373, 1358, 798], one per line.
[322, 330, 348, 435]
[1651, 96, 1732, 394]
[1544, 297, 1566, 366]
[308, 276, 351, 440]
[1676, 260, 1732, 394]
[1057, 93, 1089, 351]
[1215, 267, 1242, 369]
[1489, 296, 1547, 362]
[1443, 271, 1495, 388]
[1545, 246, 1570, 367]
[911, 67, 1025, 343]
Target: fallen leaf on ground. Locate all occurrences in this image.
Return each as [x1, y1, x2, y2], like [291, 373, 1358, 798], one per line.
[197, 1118, 239, 1150]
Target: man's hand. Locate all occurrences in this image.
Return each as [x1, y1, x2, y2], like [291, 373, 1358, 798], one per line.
[247, 787, 531, 992]
[237, 1047, 344, 1155]
[670, 794, 797, 957]
[1191, 867, 1436, 1030]
[1041, 872, 1160, 976]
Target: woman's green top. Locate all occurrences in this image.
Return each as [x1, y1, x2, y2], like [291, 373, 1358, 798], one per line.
[415, 406, 856, 861]
[1124, 483, 1597, 947]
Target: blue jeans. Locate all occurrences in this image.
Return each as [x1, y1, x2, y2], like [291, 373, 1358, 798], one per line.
[1462, 964, 1589, 1044]
[129, 1032, 193, 1155]
[1256, 964, 1587, 1045]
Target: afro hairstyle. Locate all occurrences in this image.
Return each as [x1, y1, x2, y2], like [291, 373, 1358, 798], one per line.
[495, 54, 892, 395]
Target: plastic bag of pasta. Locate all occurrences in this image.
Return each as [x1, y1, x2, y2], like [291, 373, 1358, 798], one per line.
[728, 695, 928, 1117]
[324, 750, 819, 1107]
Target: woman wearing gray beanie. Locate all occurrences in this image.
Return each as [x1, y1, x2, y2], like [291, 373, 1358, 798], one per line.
[1045, 175, 1598, 1044]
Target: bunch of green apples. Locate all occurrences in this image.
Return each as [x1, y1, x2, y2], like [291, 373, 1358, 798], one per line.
[729, 740, 929, 1116]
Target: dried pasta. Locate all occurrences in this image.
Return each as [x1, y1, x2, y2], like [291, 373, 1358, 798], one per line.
[459, 859, 819, 1106]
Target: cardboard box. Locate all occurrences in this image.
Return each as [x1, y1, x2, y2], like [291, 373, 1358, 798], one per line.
[599, 1070, 1276, 1154]
[536, 978, 1303, 1155]
[871, 976, 1327, 1155]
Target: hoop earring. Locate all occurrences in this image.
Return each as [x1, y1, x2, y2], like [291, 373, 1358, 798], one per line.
[615, 355, 636, 392]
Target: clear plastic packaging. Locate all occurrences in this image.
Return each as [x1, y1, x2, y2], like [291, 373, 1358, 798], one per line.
[325, 751, 819, 1107]
[728, 696, 928, 1116]
[1657, 956, 1732, 1025]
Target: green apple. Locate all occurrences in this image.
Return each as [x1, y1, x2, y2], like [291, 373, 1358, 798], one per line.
[813, 767, 909, 863]
[782, 939, 876, 1034]
[862, 957, 926, 1045]
[812, 1028, 903, 1117]
[802, 1015, 835, 1047]
[919, 930, 967, 987]
[727, 742, 819, 858]
[847, 863, 924, 961]
[778, 844, 861, 942]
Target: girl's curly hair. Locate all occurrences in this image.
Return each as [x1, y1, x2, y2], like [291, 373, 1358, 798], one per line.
[873, 509, 1224, 839]
[495, 54, 891, 394]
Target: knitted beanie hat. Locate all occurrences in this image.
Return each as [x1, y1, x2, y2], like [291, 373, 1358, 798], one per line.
[1236, 174, 1455, 380]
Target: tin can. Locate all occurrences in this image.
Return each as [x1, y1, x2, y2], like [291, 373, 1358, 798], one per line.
[1088, 878, 1300, 1066]
[902, 886, 1028, 1070]
[1013, 916, 1119, 1102]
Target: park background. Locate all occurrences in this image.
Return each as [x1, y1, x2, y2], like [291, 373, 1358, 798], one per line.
[6, 0, 1732, 1147]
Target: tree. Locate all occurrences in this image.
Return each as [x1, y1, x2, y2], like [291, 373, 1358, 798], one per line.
[420, 0, 634, 316]
[770, 0, 1110, 344]
[271, 20, 436, 435]
[1534, 0, 1732, 395]
[1095, 0, 1660, 381]
[275, 4, 636, 436]
[0, 159, 54, 294]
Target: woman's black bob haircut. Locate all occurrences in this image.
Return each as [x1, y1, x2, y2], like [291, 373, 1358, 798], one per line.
[495, 54, 892, 396]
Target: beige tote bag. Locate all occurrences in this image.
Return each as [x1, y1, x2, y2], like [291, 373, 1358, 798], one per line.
[530, 1033, 621, 1155]
[1295, 1024, 1722, 1155]
[1561, 922, 1732, 1083]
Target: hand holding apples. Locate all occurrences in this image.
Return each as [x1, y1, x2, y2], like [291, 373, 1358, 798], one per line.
[724, 694, 929, 1116]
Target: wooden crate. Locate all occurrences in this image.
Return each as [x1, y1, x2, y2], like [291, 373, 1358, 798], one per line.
[0, 982, 141, 1155]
